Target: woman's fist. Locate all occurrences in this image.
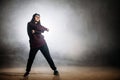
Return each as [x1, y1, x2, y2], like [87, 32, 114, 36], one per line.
[32, 30, 35, 34]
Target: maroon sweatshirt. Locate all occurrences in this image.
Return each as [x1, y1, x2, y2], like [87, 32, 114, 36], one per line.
[27, 22, 47, 48]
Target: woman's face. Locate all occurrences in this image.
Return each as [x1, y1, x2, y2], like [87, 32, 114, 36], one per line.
[35, 15, 40, 22]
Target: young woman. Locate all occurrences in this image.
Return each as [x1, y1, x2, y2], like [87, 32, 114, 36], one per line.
[24, 13, 59, 77]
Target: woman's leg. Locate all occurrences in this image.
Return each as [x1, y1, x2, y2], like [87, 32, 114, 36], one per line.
[40, 44, 57, 71]
[25, 48, 38, 75]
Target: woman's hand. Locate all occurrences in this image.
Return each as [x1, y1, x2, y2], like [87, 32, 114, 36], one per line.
[32, 30, 35, 34]
[46, 28, 49, 32]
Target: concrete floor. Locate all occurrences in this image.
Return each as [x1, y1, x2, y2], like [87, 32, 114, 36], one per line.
[0, 66, 120, 80]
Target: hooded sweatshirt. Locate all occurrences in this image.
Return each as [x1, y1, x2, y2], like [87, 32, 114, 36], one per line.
[27, 22, 47, 48]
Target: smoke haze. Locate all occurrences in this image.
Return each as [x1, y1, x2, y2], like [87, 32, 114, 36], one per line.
[0, 0, 119, 68]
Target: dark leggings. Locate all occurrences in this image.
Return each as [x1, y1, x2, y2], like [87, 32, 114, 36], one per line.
[26, 44, 56, 72]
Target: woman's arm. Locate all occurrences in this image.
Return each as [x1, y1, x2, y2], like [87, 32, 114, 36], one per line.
[41, 26, 49, 32]
[27, 23, 36, 38]
[35, 25, 49, 33]
[27, 23, 33, 38]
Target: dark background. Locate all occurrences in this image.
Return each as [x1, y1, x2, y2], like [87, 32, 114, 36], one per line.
[0, 0, 119, 68]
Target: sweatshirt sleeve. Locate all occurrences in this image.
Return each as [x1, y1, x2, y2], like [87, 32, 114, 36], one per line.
[27, 23, 35, 39]
[35, 25, 47, 33]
